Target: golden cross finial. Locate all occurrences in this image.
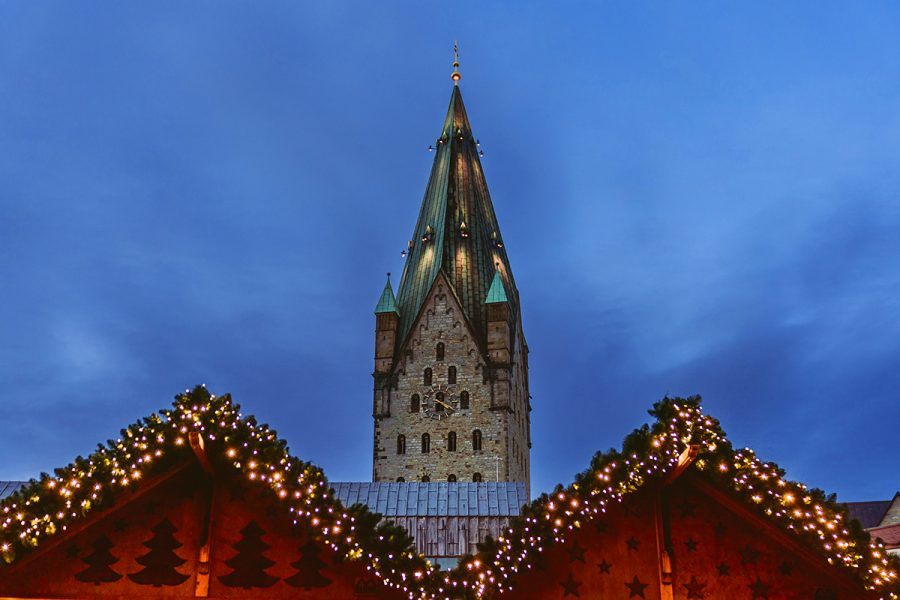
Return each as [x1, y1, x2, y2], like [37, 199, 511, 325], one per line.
[451, 41, 461, 85]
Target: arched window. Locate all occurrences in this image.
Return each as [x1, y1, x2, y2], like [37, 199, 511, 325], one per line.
[459, 391, 470, 410]
[424, 368, 432, 386]
[411, 394, 420, 413]
[396, 477, 405, 482]
[448, 474, 457, 482]
[397, 434, 406, 455]
[421, 475, 431, 482]
[421, 433, 430, 453]
[473, 472, 483, 482]
[435, 392, 444, 412]
[448, 366, 457, 385]
[472, 429, 482, 452]
[448, 431, 457, 451]
[436, 342, 445, 361]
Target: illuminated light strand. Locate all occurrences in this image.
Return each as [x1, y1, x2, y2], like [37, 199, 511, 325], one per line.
[0, 391, 896, 599]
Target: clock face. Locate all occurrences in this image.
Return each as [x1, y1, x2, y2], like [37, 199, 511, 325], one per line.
[422, 384, 458, 420]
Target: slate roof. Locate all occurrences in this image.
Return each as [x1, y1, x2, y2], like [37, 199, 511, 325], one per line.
[330, 481, 527, 517]
[844, 500, 892, 529]
[0, 481, 25, 501]
[394, 85, 519, 351]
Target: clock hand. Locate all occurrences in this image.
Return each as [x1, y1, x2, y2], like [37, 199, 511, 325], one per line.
[434, 398, 453, 410]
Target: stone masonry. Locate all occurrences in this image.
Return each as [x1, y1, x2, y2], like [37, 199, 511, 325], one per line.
[373, 274, 530, 487]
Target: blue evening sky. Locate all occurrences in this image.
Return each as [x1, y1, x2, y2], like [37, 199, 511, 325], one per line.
[1, 3, 898, 500]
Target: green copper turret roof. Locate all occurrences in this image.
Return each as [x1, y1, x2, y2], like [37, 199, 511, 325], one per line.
[485, 270, 509, 304]
[394, 85, 519, 350]
[374, 275, 400, 315]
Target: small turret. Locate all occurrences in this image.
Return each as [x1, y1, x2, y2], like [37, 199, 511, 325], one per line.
[374, 273, 400, 375]
[485, 268, 511, 365]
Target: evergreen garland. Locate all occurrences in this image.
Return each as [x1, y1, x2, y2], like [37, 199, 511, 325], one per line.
[1, 390, 896, 599]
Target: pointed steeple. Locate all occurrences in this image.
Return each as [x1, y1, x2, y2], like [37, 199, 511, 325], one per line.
[485, 269, 509, 304]
[394, 80, 519, 351]
[374, 273, 399, 315]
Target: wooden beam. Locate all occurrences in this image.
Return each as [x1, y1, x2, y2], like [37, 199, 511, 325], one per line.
[653, 492, 674, 600]
[194, 478, 216, 597]
[189, 432, 213, 474]
[662, 444, 700, 485]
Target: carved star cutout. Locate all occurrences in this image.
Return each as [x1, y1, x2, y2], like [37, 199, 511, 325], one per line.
[626, 536, 640, 551]
[684, 537, 699, 552]
[566, 541, 586, 563]
[112, 519, 127, 532]
[65, 544, 79, 559]
[624, 503, 641, 517]
[678, 499, 696, 517]
[624, 575, 648, 598]
[560, 573, 582, 597]
[716, 562, 730, 576]
[594, 519, 609, 534]
[739, 544, 760, 564]
[748, 576, 770, 599]
[597, 559, 612, 574]
[779, 561, 793, 576]
[713, 522, 726, 537]
[682, 575, 707, 599]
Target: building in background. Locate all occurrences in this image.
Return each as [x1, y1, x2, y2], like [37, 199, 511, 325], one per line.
[370, 55, 530, 489]
[846, 493, 900, 557]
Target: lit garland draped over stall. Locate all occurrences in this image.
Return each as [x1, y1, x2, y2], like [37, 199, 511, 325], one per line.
[0, 387, 433, 597]
[1, 389, 897, 600]
[446, 397, 899, 600]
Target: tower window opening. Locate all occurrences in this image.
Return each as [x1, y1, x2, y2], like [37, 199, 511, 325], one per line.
[436, 342, 445, 361]
[421, 475, 431, 482]
[472, 429, 483, 452]
[448, 474, 457, 482]
[460, 391, 470, 410]
[411, 394, 420, 413]
[421, 433, 431, 453]
[473, 472, 483, 482]
[448, 431, 457, 451]
[397, 434, 406, 455]
[448, 366, 457, 385]
[396, 477, 405, 482]
[424, 368, 432, 386]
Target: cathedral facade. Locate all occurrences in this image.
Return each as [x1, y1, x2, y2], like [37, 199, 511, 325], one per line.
[371, 73, 531, 489]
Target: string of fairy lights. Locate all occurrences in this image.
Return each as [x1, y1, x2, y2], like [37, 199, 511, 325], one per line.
[0, 389, 897, 599]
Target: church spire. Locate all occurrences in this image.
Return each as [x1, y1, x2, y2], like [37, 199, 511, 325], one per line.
[394, 66, 519, 353]
[451, 41, 461, 85]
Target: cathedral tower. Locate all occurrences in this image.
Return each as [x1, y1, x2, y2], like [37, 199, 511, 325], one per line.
[373, 55, 531, 489]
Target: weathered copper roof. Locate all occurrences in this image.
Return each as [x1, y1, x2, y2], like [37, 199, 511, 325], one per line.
[330, 481, 527, 517]
[394, 86, 519, 350]
[485, 269, 509, 304]
[374, 274, 400, 315]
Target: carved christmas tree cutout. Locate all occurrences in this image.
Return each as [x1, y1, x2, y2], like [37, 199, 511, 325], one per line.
[74, 535, 122, 585]
[285, 540, 332, 589]
[219, 520, 279, 589]
[128, 518, 190, 587]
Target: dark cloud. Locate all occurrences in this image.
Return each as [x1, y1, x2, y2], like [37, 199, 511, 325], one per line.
[1, 3, 898, 503]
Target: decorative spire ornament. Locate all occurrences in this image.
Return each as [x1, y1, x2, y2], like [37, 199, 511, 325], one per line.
[451, 41, 461, 84]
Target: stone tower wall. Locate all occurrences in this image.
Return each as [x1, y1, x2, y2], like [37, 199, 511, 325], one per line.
[373, 274, 530, 489]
